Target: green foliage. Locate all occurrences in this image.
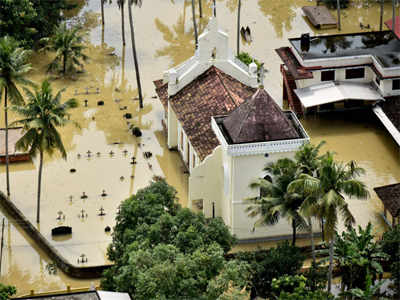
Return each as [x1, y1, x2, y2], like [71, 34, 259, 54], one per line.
[0, 36, 33, 105]
[381, 225, 400, 297]
[321, 0, 349, 9]
[246, 158, 307, 246]
[11, 80, 78, 159]
[0, 0, 75, 48]
[101, 179, 239, 299]
[303, 261, 328, 291]
[236, 52, 261, 70]
[271, 274, 334, 300]
[320, 223, 388, 291]
[341, 273, 389, 300]
[0, 283, 16, 300]
[40, 24, 88, 75]
[235, 241, 305, 298]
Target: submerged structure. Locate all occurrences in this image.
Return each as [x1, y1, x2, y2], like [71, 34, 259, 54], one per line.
[276, 29, 400, 146]
[154, 16, 309, 242]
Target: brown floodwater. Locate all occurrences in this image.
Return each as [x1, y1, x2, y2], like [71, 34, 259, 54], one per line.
[1, 0, 399, 295]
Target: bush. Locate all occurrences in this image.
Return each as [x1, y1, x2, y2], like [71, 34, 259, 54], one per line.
[236, 52, 262, 70]
[234, 241, 305, 298]
[0, 284, 16, 300]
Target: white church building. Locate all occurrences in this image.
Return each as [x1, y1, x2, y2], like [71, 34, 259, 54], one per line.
[154, 16, 310, 242]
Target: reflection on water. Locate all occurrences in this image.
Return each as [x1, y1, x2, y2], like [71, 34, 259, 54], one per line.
[1, 0, 400, 295]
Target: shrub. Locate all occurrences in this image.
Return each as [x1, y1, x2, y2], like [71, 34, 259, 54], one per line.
[236, 52, 262, 70]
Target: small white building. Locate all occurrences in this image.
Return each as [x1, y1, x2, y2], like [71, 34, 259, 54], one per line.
[276, 27, 400, 146]
[154, 17, 310, 242]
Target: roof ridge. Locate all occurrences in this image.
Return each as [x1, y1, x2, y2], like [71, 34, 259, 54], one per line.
[215, 68, 242, 108]
[235, 90, 260, 138]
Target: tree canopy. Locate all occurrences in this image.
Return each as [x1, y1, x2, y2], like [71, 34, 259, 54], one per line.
[101, 179, 243, 299]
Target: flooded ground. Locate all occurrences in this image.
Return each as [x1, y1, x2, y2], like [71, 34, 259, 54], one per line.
[1, 0, 400, 295]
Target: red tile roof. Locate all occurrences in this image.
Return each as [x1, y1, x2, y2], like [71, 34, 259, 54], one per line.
[374, 183, 400, 217]
[222, 89, 300, 144]
[155, 66, 256, 160]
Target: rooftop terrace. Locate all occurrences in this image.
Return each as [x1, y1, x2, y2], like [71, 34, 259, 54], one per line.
[290, 31, 400, 68]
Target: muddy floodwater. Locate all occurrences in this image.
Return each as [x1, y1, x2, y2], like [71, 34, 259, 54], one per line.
[1, 0, 400, 295]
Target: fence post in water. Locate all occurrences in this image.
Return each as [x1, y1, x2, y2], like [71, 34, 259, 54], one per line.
[0, 218, 4, 274]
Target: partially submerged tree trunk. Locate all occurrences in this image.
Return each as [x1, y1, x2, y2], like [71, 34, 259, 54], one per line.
[198, 0, 202, 18]
[127, 0, 144, 109]
[292, 219, 297, 246]
[308, 217, 316, 263]
[4, 87, 10, 197]
[121, 1, 126, 46]
[101, 0, 105, 26]
[380, 0, 384, 31]
[37, 150, 44, 223]
[328, 236, 335, 292]
[337, 0, 341, 31]
[191, 0, 198, 49]
[237, 0, 241, 56]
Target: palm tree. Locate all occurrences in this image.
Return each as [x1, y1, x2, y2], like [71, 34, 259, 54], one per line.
[246, 158, 307, 246]
[0, 36, 33, 197]
[191, 0, 198, 49]
[290, 152, 369, 292]
[293, 141, 325, 262]
[341, 273, 389, 300]
[117, 0, 126, 46]
[101, 0, 105, 26]
[11, 80, 78, 223]
[198, 0, 202, 18]
[41, 24, 88, 75]
[127, 0, 144, 109]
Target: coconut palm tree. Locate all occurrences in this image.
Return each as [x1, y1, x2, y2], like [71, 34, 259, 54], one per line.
[0, 36, 33, 197]
[41, 24, 88, 75]
[199, 0, 202, 18]
[11, 80, 78, 223]
[290, 152, 369, 292]
[246, 158, 307, 246]
[117, 0, 126, 46]
[127, 0, 144, 109]
[293, 141, 325, 263]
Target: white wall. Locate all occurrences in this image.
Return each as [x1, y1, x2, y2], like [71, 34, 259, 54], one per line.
[230, 151, 300, 240]
[167, 103, 178, 149]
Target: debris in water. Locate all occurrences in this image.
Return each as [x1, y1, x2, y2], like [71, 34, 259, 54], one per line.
[120, 176, 125, 181]
[130, 157, 137, 165]
[70, 168, 76, 173]
[98, 206, 106, 216]
[109, 150, 114, 157]
[101, 190, 107, 197]
[97, 100, 104, 106]
[119, 106, 128, 110]
[84, 99, 88, 107]
[124, 113, 132, 119]
[77, 153, 81, 159]
[105, 226, 111, 232]
[123, 149, 128, 156]
[132, 127, 142, 137]
[81, 192, 88, 199]
[143, 151, 152, 159]
[97, 152, 101, 157]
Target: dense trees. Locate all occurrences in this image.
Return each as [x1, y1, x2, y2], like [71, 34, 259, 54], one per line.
[101, 179, 242, 299]
[0, 283, 16, 300]
[0, 0, 75, 48]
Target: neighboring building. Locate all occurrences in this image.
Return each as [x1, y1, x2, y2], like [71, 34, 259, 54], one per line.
[276, 27, 400, 146]
[154, 16, 310, 242]
[374, 183, 400, 227]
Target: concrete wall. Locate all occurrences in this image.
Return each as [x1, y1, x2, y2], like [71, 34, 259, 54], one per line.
[167, 103, 178, 149]
[230, 152, 299, 240]
[189, 146, 224, 222]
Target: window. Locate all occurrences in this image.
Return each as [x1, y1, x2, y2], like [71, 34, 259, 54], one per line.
[375, 76, 380, 87]
[345, 68, 365, 79]
[392, 79, 400, 90]
[321, 70, 335, 81]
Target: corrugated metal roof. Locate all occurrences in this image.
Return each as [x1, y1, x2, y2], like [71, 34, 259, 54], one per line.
[294, 81, 383, 108]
